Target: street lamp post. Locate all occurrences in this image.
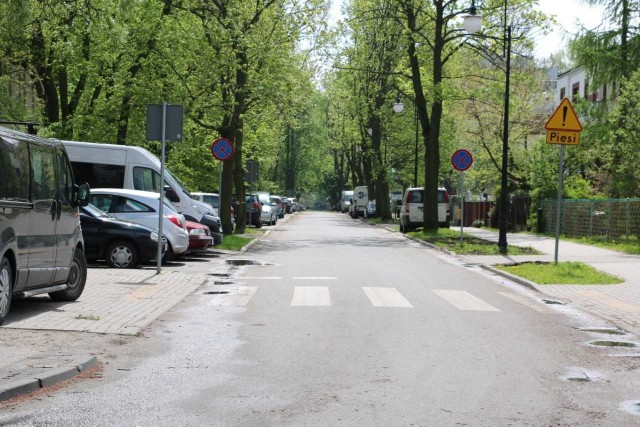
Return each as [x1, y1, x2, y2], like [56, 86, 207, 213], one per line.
[463, 1, 511, 254]
[392, 97, 418, 187]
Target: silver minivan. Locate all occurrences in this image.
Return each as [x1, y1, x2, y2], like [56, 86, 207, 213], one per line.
[0, 126, 90, 325]
[399, 187, 450, 233]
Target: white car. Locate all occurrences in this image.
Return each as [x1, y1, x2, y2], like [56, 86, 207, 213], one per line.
[255, 192, 277, 226]
[89, 189, 189, 260]
[399, 187, 450, 233]
[190, 192, 220, 217]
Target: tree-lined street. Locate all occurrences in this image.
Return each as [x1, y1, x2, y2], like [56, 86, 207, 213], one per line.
[2, 212, 640, 425]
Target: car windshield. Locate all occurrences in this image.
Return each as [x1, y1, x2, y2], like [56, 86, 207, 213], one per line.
[165, 169, 192, 198]
[82, 203, 111, 218]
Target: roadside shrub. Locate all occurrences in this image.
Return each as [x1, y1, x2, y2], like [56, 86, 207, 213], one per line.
[471, 219, 484, 228]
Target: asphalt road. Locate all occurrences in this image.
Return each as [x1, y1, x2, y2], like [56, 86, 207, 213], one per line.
[2, 211, 640, 426]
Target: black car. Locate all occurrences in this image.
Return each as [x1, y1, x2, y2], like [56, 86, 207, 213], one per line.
[80, 204, 165, 268]
[231, 193, 262, 228]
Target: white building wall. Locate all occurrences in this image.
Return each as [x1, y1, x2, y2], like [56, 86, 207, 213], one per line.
[555, 66, 612, 108]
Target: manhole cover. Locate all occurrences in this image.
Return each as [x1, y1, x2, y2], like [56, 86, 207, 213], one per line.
[226, 259, 271, 266]
[203, 291, 230, 295]
[591, 341, 636, 348]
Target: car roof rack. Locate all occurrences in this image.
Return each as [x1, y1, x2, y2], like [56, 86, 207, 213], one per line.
[0, 120, 40, 135]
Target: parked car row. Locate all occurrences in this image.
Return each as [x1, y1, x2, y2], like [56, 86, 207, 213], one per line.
[0, 126, 218, 325]
[227, 192, 302, 228]
[339, 186, 451, 231]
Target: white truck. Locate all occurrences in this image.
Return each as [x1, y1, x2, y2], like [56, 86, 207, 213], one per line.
[350, 186, 368, 218]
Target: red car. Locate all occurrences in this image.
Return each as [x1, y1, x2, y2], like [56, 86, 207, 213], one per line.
[186, 221, 213, 252]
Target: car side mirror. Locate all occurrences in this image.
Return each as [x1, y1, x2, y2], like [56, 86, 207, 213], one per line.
[164, 185, 180, 203]
[74, 183, 90, 207]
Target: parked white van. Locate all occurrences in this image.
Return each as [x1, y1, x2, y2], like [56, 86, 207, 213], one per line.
[351, 186, 368, 218]
[62, 141, 222, 245]
[399, 187, 450, 232]
[340, 190, 353, 213]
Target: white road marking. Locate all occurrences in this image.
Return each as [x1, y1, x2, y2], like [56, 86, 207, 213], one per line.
[292, 277, 338, 280]
[207, 286, 258, 306]
[433, 290, 500, 311]
[362, 287, 413, 308]
[291, 287, 331, 306]
[240, 277, 282, 280]
[499, 292, 551, 313]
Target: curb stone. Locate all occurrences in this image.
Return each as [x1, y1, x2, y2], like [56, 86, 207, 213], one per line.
[0, 356, 98, 402]
[479, 265, 541, 292]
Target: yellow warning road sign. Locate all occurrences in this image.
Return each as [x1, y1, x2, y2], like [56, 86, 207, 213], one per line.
[545, 98, 582, 131]
[546, 130, 580, 145]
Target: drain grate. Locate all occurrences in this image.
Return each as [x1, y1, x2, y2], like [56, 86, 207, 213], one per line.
[203, 291, 230, 295]
[213, 281, 235, 285]
[543, 299, 566, 305]
[208, 273, 232, 277]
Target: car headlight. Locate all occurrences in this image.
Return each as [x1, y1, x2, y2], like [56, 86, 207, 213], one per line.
[189, 228, 207, 236]
[150, 231, 159, 242]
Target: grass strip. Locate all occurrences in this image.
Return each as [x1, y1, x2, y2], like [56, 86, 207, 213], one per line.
[407, 229, 540, 255]
[496, 261, 623, 285]
[216, 235, 253, 251]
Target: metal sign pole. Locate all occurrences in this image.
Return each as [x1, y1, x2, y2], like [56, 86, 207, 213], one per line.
[460, 172, 464, 245]
[554, 144, 565, 264]
[156, 102, 167, 274]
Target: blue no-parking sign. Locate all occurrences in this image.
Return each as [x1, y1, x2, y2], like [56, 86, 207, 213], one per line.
[451, 149, 473, 172]
[211, 138, 234, 161]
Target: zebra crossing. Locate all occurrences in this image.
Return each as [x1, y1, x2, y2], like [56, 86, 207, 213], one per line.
[206, 277, 553, 313]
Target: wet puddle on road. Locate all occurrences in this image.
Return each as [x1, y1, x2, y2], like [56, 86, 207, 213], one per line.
[577, 327, 626, 336]
[590, 340, 637, 348]
[226, 259, 273, 266]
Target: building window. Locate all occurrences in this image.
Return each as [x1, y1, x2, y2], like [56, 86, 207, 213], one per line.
[572, 82, 580, 100]
[560, 87, 566, 100]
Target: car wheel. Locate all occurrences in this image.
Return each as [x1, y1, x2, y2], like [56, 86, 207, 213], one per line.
[162, 242, 174, 263]
[271, 216, 277, 226]
[0, 257, 13, 326]
[106, 240, 138, 268]
[49, 248, 87, 302]
[400, 222, 406, 234]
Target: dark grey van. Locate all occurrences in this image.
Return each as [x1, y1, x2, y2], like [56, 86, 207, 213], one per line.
[0, 126, 90, 325]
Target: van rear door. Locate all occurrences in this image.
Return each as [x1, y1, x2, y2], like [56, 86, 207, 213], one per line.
[408, 189, 423, 223]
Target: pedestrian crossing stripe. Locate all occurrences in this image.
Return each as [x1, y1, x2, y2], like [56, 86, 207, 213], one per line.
[291, 287, 331, 306]
[362, 287, 413, 307]
[432, 290, 500, 311]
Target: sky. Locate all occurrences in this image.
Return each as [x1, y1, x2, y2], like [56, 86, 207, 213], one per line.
[328, 0, 606, 59]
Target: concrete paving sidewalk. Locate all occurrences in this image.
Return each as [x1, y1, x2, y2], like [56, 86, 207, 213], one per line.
[0, 268, 206, 402]
[456, 227, 640, 336]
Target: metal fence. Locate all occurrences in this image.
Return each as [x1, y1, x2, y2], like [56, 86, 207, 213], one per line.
[540, 198, 640, 240]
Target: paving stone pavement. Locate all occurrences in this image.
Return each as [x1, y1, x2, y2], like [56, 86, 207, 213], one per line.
[457, 227, 640, 337]
[2, 268, 205, 336]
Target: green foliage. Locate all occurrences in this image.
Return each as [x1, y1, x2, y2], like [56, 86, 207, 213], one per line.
[497, 261, 623, 285]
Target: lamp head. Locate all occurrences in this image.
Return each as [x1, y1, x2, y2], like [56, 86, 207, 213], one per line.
[392, 96, 405, 114]
[462, 1, 482, 34]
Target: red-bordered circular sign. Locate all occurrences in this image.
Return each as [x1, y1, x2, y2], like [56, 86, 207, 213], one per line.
[211, 138, 234, 161]
[451, 149, 473, 172]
